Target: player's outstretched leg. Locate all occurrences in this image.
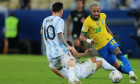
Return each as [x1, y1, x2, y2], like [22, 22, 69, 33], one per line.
[96, 57, 116, 71]
[68, 59, 81, 84]
[113, 47, 138, 83]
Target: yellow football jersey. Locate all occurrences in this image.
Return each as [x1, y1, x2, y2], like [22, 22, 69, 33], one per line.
[81, 13, 113, 50]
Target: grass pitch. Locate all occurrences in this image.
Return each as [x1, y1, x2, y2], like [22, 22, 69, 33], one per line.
[0, 54, 140, 84]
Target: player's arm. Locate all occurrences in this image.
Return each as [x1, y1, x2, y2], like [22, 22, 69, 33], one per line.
[80, 19, 95, 45]
[57, 32, 76, 53]
[80, 33, 95, 45]
[105, 25, 114, 37]
[67, 15, 71, 40]
[51, 68, 67, 79]
[73, 48, 92, 58]
[41, 18, 47, 35]
[40, 25, 43, 35]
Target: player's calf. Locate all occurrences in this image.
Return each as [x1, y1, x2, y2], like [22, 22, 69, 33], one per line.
[67, 59, 80, 83]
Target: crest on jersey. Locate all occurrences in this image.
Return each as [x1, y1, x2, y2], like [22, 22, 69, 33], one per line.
[96, 22, 99, 26]
[101, 20, 104, 24]
[74, 17, 78, 22]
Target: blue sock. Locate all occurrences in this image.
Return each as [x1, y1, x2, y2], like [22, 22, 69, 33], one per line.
[117, 65, 128, 74]
[117, 53, 133, 74]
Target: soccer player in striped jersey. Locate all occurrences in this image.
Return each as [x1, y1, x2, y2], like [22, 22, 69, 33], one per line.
[51, 41, 117, 79]
[42, 2, 81, 84]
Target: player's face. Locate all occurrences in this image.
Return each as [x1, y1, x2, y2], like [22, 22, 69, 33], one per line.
[76, 1, 83, 9]
[60, 9, 63, 17]
[90, 6, 100, 20]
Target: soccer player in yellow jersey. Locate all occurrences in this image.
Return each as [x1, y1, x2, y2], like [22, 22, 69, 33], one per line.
[79, 2, 138, 83]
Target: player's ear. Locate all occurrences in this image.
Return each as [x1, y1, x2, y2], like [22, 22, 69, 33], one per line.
[90, 8, 92, 13]
[60, 9, 63, 14]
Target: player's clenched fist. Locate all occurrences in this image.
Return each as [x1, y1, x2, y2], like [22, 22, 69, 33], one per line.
[91, 39, 95, 45]
[87, 39, 95, 45]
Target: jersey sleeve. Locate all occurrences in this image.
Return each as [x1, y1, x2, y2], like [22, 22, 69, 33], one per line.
[102, 13, 107, 20]
[81, 19, 89, 33]
[56, 19, 64, 34]
[42, 18, 47, 28]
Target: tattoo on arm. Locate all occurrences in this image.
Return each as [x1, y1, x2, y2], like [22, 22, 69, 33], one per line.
[57, 32, 69, 47]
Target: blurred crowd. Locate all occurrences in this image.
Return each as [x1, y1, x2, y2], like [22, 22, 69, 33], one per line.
[0, 0, 140, 10]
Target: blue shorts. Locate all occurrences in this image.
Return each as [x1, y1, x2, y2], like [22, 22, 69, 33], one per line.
[98, 39, 119, 65]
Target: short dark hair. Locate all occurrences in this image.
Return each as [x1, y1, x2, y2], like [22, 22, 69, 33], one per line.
[52, 2, 63, 12]
[66, 41, 73, 47]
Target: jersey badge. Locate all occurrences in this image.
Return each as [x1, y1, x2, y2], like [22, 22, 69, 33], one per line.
[101, 20, 104, 24]
[96, 22, 99, 26]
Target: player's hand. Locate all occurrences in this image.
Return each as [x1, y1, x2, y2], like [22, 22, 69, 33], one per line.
[91, 39, 95, 45]
[67, 46, 77, 54]
[84, 48, 93, 55]
[81, 17, 85, 23]
[40, 29, 43, 35]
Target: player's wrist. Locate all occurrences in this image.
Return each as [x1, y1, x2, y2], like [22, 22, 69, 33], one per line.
[67, 46, 71, 50]
[86, 39, 92, 44]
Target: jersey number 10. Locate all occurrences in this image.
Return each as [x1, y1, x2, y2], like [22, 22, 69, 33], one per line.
[44, 25, 55, 41]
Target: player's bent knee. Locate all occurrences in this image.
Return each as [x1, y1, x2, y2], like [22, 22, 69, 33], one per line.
[96, 61, 102, 70]
[113, 47, 122, 56]
[67, 59, 76, 68]
[91, 57, 96, 63]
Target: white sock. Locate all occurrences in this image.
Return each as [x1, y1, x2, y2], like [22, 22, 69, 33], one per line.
[96, 58, 117, 71]
[129, 71, 135, 76]
[68, 67, 76, 82]
[60, 68, 69, 79]
[60, 68, 79, 82]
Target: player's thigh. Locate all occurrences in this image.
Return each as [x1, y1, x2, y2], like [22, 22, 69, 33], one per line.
[49, 57, 62, 69]
[77, 58, 97, 78]
[98, 45, 109, 59]
[106, 54, 117, 65]
[61, 52, 75, 68]
[108, 39, 120, 55]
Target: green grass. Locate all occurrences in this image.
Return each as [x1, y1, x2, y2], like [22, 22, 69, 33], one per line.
[0, 54, 140, 84]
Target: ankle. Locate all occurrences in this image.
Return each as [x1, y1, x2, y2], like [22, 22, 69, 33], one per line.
[129, 71, 135, 76]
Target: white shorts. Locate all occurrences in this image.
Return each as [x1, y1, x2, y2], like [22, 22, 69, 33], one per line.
[49, 51, 75, 69]
[76, 58, 97, 79]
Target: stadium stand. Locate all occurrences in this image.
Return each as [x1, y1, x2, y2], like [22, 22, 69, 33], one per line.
[0, 0, 132, 10]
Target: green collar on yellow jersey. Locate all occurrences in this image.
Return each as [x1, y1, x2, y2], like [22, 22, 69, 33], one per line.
[90, 15, 100, 21]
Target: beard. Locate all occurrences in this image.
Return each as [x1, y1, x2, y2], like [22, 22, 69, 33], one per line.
[94, 15, 99, 20]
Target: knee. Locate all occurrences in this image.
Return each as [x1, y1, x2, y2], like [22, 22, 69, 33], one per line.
[116, 53, 124, 59]
[67, 59, 75, 68]
[113, 47, 122, 56]
[91, 57, 96, 63]
[96, 60, 102, 69]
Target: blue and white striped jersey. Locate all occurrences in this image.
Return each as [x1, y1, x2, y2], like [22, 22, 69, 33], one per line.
[42, 16, 67, 60]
